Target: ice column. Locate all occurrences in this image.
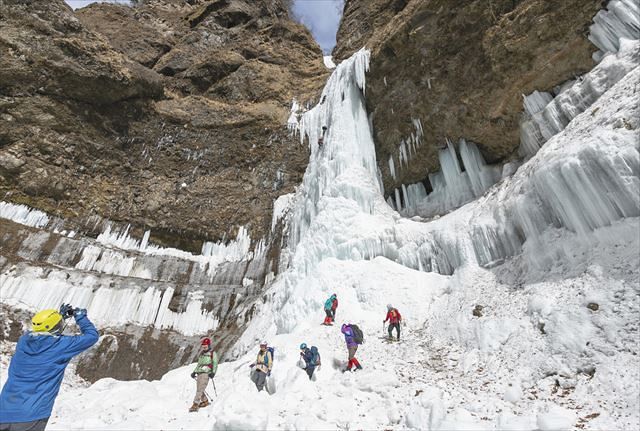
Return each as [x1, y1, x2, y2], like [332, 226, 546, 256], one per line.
[459, 139, 501, 198]
[288, 49, 377, 252]
[391, 140, 500, 218]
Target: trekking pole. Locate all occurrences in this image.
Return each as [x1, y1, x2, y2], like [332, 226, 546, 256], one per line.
[210, 378, 218, 397]
[203, 389, 212, 402]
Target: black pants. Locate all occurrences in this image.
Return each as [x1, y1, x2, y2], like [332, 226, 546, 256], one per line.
[0, 418, 49, 431]
[325, 309, 335, 320]
[388, 322, 400, 340]
[305, 365, 315, 379]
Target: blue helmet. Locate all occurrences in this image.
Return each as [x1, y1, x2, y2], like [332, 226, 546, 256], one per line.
[300, 343, 307, 350]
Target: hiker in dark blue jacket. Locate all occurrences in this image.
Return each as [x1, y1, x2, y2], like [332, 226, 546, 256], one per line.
[299, 343, 321, 380]
[0, 304, 98, 431]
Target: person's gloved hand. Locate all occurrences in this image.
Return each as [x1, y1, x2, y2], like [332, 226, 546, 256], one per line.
[73, 308, 87, 319]
[267, 371, 271, 377]
[209, 372, 215, 379]
[191, 372, 196, 379]
[59, 303, 74, 319]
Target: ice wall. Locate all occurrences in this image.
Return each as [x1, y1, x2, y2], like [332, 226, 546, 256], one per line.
[404, 68, 640, 273]
[519, 39, 640, 158]
[0, 203, 270, 336]
[0, 267, 219, 336]
[519, 0, 640, 158]
[588, 0, 640, 61]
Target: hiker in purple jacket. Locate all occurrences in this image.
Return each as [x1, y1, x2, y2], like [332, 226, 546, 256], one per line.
[341, 324, 362, 371]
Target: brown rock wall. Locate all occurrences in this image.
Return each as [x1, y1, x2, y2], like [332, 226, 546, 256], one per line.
[0, 0, 327, 250]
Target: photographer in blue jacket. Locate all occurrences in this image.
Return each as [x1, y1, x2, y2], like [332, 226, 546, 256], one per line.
[0, 304, 98, 431]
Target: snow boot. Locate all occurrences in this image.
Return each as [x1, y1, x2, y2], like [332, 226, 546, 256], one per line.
[189, 403, 200, 412]
[352, 358, 362, 371]
[344, 358, 353, 372]
[199, 399, 210, 408]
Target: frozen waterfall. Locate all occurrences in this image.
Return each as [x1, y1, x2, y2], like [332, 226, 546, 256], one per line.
[243, 45, 639, 345]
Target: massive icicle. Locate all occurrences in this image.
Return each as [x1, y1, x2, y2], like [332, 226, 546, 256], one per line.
[288, 48, 378, 253]
[390, 139, 501, 218]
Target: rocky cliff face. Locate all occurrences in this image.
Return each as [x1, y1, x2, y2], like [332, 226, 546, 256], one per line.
[0, 0, 326, 381]
[1, 0, 326, 250]
[334, 0, 601, 196]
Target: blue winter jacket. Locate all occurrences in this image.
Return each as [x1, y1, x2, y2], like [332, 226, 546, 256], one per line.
[0, 313, 99, 423]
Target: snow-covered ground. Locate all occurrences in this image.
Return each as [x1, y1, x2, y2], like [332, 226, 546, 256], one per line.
[2, 20, 639, 431]
[41, 229, 639, 430]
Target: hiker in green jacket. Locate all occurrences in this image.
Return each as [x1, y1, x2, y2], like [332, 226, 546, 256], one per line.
[189, 337, 218, 412]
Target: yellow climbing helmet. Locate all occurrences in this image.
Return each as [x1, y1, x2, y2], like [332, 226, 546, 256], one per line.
[32, 309, 63, 333]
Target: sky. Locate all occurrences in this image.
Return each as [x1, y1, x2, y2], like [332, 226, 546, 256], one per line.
[64, 0, 344, 54]
[291, 0, 344, 54]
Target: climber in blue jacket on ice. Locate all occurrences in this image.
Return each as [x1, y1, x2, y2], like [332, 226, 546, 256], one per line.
[0, 304, 98, 431]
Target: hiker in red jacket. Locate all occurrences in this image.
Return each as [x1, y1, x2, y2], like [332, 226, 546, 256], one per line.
[330, 294, 338, 322]
[322, 294, 338, 325]
[383, 304, 402, 340]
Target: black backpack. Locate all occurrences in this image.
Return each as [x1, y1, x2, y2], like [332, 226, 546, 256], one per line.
[351, 324, 364, 344]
